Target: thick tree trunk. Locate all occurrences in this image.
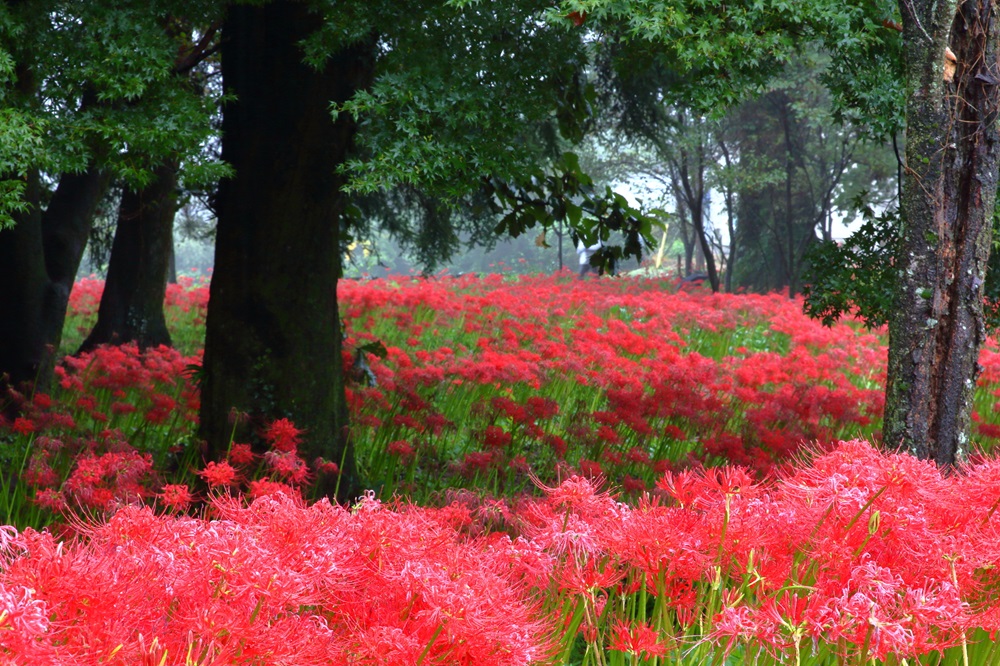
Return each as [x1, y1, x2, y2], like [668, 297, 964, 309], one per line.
[200, 1, 374, 502]
[0, 164, 110, 395]
[886, 0, 1000, 465]
[79, 163, 177, 352]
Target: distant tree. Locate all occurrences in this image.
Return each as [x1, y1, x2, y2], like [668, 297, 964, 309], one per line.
[565, 0, 1000, 465]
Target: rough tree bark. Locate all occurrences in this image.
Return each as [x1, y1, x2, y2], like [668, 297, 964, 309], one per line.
[885, 0, 1000, 464]
[79, 162, 178, 352]
[200, 1, 375, 501]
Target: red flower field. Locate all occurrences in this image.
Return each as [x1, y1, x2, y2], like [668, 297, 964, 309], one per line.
[3, 273, 1000, 663]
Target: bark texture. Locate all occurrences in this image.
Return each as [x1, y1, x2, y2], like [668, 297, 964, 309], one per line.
[886, 0, 1000, 464]
[79, 163, 177, 352]
[200, 1, 374, 501]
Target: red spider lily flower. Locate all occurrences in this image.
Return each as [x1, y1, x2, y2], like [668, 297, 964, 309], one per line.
[459, 451, 494, 476]
[608, 619, 673, 658]
[578, 459, 603, 477]
[198, 460, 238, 488]
[11, 417, 35, 435]
[263, 450, 310, 484]
[63, 450, 154, 508]
[392, 413, 422, 431]
[482, 425, 512, 449]
[158, 484, 194, 511]
[595, 425, 620, 444]
[387, 440, 415, 459]
[314, 458, 340, 475]
[32, 488, 67, 513]
[24, 456, 59, 488]
[656, 469, 702, 508]
[525, 396, 559, 420]
[621, 475, 646, 494]
[228, 442, 255, 465]
[558, 560, 625, 600]
[0, 585, 54, 659]
[543, 434, 567, 458]
[424, 412, 452, 435]
[247, 478, 301, 500]
[263, 417, 303, 453]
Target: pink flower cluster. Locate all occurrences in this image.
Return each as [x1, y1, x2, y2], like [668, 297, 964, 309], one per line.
[2, 441, 1000, 662]
[0, 492, 548, 665]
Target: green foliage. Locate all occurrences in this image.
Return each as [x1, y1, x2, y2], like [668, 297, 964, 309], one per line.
[802, 199, 898, 328]
[0, 0, 224, 224]
[806, 201, 1000, 333]
[819, 1, 903, 138]
[486, 151, 657, 272]
[337, 0, 591, 199]
[557, 0, 903, 139]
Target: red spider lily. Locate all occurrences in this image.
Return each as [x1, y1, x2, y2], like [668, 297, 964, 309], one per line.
[31, 489, 67, 513]
[198, 460, 238, 488]
[387, 439, 415, 459]
[263, 450, 310, 484]
[158, 484, 194, 511]
[11, 417, 35, 435]
[608, 619, 673, 658]
[0, 493, 553, 665]
[314, 458, 340, 475]
[482, 425, 512, 449]
[63, 450, 155, 509]
[228, 442, 256, 465]
[262, 417, 303, 453]
[247, 478, 301, 500]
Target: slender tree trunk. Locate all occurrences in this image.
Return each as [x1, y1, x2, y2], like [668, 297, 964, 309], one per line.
[677, 144, 721, 292]
[669, 171, 696, 275]
[168, 242, 177, 285]
[718, 139, 739, 293]
[886, 0, 1000, 465]
[779, 100, 800, 298]
[43, 165, 113, 350]
[79, 162, 178, 352]
[200, 1, 374, 502]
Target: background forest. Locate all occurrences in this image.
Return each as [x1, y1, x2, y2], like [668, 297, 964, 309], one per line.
[3, 0, 1000, 664]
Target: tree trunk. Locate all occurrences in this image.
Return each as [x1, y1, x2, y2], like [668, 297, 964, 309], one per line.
[0, 171, 47, 395]
[885, 0, 1000, 465]
[677, 139, 721, 292]
[79, 163, 178, 352]
[200, 1, 374, 502]
[0, 163, 110, 396]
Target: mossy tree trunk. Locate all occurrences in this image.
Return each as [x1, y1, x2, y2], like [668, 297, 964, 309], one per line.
[199, 1, 374, 502]
[885, 0, 1000, 464]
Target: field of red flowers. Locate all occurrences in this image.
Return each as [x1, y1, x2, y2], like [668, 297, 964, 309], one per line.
[4, 273, 1000, 664]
